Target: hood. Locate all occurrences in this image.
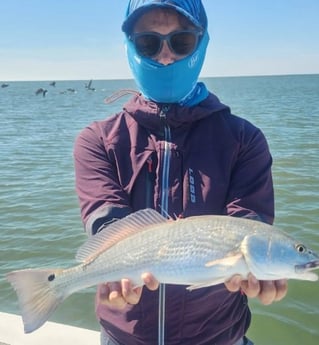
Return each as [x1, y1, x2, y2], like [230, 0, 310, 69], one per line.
[122, 0, 209, 105]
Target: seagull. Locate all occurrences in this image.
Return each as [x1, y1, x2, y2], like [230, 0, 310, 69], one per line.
[85, 79, 95, 91]
[35, 88, 48, 97]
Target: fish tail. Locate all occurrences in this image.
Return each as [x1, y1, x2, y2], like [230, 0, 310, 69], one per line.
[6, 268, 66, 333]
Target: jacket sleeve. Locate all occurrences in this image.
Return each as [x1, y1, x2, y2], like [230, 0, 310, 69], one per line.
[225, 122, 274, 224]
[73, 123, 131, 235]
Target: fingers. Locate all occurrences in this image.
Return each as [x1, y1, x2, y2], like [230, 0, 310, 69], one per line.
[142, 272, 160, 291]
[241, 274, 260, 298]
[121, 279, 143, 305]
[98, 274, 159, 310]
[102, 280, 142, 308]
[225, 274, 289, 306]
[99, 282, 127, 309]
[256, 278, 288, 305]
[224, 274, 242, 292]
[225, 274, 261, 297]
[273, 279, 288, 301]
[257, 280, 277, 305]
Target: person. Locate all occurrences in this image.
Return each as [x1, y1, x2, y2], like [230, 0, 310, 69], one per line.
[73, 1, 288, 344]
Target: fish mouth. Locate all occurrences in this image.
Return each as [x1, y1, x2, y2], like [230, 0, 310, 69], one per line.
[295, 260, 319, 273]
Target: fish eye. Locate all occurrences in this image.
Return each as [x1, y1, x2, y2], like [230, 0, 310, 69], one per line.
[295, 244, 306, 253]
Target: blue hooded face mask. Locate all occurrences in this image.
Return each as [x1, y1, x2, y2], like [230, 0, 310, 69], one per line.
[122, 0, 210, 104]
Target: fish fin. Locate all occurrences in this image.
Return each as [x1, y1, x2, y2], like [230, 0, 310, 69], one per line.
[6, 268, 66, 333]
[76, 208, 168, 262]
[186, 254, 247, 291]
[205, 253, 243, 267]
[187, 278, 226, 291]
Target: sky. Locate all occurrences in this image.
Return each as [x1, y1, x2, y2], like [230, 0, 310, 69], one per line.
[0, 0, 318, 81]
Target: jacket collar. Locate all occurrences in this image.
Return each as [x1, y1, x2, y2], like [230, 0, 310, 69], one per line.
[123, 92, 229, 132]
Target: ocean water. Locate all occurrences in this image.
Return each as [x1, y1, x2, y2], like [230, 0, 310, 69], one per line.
[0, 75, 318, 344]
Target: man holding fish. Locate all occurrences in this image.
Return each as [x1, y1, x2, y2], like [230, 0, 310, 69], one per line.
[73, 1, 288, 344]
[6, 0, 319, 345]
[7, 1, 319, 343]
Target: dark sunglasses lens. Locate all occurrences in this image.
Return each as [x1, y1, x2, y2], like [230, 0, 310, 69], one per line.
[170, 32, 197, 55]
[135, 34, 161, 58]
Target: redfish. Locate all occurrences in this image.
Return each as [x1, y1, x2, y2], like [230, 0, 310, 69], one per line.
[7, 208, 319, 333]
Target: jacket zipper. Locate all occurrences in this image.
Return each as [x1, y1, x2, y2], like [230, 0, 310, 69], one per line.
[159, 105, 171, 216]
[158, 105, 171, 345]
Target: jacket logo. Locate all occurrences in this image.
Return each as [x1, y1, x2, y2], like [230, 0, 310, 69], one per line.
[189, 168, 196, 203]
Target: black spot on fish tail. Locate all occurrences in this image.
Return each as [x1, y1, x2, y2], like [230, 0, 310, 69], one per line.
[48, 274, 55, 281]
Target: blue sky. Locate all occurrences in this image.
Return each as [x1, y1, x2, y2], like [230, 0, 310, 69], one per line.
[1, 0, 318, 81]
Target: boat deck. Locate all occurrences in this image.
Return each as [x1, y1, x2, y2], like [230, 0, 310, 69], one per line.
[0, 312, 99, 345]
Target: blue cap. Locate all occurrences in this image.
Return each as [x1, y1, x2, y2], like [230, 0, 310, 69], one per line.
[122, 0, 208, 34]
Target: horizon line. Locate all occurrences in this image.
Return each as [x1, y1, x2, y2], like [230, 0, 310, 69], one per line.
[1, 72, 318, 83]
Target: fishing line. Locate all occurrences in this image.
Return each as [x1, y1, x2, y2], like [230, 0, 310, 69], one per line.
[158, 283, 166, 345]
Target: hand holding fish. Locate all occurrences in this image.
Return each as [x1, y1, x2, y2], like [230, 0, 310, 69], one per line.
[225, 274, 288, 305]
[98, 273, 159, 308]
[98, 272, 288, 310]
